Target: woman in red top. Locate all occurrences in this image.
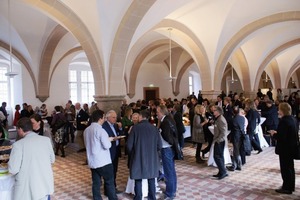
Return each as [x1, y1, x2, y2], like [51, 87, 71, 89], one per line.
[13, 104, 21, 126]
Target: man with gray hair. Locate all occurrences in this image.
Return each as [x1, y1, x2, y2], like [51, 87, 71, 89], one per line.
[102, 110, 123, 193]
[212, 106, 228, 180]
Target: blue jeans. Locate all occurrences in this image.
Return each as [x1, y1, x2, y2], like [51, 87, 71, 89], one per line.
[161, 147, 177, 198]
[134, 178, 156, 200]
[91, 164, 117, 200]
[213, 141, 227, 176]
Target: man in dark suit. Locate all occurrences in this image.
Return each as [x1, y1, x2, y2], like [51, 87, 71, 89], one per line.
[20, 103, 30, 118]
[127, 110, 162, 200]
[227, 108, 245, 171]
[102, 110, 123, 193]
[261, 100, 279, 145]
[75, 103, 89, 152]
[232, 94, 242, 108]
[215, 95, 223, 108]
[246, 101, 263, 154]
[173, 104, 185, 149]
[223, 97, 233, 131]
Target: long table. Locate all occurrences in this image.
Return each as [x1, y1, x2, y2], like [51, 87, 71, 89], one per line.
[0, 173, 14, 200]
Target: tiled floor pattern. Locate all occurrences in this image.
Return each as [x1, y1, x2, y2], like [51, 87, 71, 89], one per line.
[51, 143, 300, 200]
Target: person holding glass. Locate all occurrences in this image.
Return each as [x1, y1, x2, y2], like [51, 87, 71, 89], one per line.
[269, 103, 299, 194]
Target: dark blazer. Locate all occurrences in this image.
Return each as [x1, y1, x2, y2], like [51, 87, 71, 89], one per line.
[20, 109, 30, 118]
[274, 115, 298, 155]
[102, 121, 122, 160]
[223, 104, 233, 130]
[160, 115, 178, 146]
[233, 99, 242, 108]
[261, 105, 279, 130]
[173, 111, 185, 135]
[127, 120, 162, 179]
[246, 109, 260, 134]
[76, 109, 89, 131]
[231, 114, 245, 143]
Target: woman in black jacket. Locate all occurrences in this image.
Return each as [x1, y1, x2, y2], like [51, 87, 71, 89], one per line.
[270, 103, 298, 194]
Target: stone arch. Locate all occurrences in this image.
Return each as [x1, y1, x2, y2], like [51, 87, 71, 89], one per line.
[285, 60, 300, 88]
[0, 40, 37, 95]
[109, 0, 156, 95]
[128, 40, 167, 98]
[37, 25, 68, 101]
[214, 11, 300, 91]
[24, 0, 105, 96]
[174, 59, 194, 96]
[233, 48, 251, 91]
[253, 38, 300, 90]
[153, 19, 211, 90]
[49, 46, 83, 84]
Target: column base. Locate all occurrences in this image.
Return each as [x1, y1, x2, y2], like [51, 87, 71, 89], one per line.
[94, 95, 125, 113]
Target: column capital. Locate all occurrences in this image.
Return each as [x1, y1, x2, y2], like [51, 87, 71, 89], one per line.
[201, 90, 221, 100]
[94, 95, 126, 113]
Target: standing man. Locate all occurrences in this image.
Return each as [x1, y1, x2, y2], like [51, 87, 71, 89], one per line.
[84, 110, 117, 200]
[156, 105, 177, 199]
[75, 102, 89, 152]
[227, 108, 245, 171]
[173, 104, 186, 149]
[102, 110, 123, 193]
[8, 118, 55, 200]
[20, 103, 30, 118]
[267, 88, 273, 101]
[127, 110, 162, 200]
[212, 106, 228, 180]
[0, 102, 8, 128]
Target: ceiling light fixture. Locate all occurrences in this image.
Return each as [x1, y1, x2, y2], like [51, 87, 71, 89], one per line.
[166, 28, 176, 81]
[5, 0, 18, 78]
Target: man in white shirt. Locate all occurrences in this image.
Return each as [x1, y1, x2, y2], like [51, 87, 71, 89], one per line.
[84, 110, 117, 200]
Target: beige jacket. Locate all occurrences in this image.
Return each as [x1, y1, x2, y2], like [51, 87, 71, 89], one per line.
[8, 132, 55, 200]
[213, 115, 228, 143]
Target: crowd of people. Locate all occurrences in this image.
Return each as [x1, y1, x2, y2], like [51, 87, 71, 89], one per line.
[2, 87, 300, 199]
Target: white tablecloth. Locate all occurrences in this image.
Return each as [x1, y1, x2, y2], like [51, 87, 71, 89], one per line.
[125, 178, 159, 197]
[207, 126, 232, 167]
[0, 173, 14, 200]
[183, 126, 191, 138]
[257, 117, 269, 148]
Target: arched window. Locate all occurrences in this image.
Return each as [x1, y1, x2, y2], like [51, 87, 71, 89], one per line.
[69, 66, 94, 104]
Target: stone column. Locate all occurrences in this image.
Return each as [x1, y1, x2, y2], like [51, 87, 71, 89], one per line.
[201, 90, 222, 101]
[94, 95, 125, 113]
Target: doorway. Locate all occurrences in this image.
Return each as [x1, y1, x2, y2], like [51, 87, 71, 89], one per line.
[143, 87, 159, 102]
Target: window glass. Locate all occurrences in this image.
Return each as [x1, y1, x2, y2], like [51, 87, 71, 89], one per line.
[69, 68, 94, 103]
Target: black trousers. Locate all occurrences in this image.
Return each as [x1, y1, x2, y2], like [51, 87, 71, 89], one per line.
[279, 153, 295, 191]
[134, 178, 156, 200]
[214, 141, 227, 176]
[91, 164, 117, 200]
[195, 143, 203, 158]
[249, 131, 262, 151]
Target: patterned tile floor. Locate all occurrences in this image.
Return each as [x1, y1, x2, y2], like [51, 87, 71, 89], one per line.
[51, 142, 300, 200]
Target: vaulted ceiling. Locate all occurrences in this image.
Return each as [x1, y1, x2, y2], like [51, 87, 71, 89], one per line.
[0, 0, 299, 99]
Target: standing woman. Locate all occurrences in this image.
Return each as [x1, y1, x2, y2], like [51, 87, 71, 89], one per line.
[122, 107, 133, 155]
[30, 114, 53, 148]
[192, 105, 208, 163]
[13, 104, 21, 126]
[269, 103, 298, 194]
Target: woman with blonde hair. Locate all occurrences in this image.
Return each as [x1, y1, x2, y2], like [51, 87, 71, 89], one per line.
[193, 105, 209, 163]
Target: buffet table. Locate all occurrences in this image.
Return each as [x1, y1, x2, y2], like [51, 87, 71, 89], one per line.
[257, 117, 269, 148]
[0, 173, 14, 200]
[207, 126, 232, 167]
